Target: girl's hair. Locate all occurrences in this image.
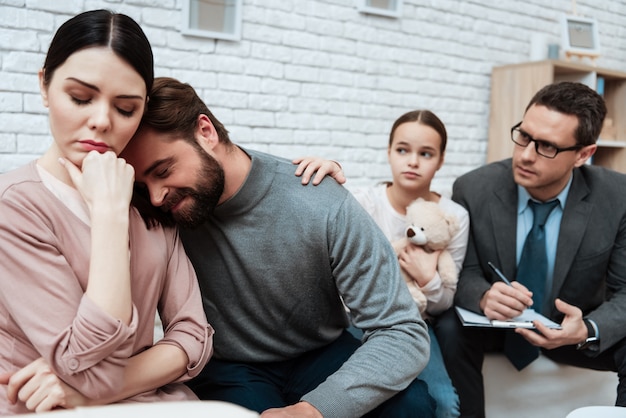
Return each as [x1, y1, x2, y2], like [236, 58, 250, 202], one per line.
[41, 9, 153, 94]
[388, 110, 447, 153]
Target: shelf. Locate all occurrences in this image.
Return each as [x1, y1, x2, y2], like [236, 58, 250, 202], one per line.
[597, 140, 626, 148]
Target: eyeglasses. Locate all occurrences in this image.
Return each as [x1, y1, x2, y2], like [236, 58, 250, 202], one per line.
[510, 122, 582, 159]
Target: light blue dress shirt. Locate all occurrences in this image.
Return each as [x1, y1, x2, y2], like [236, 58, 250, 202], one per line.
[516, 175, 573, 313]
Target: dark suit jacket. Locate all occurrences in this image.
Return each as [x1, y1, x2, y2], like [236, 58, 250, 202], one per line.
[453, 158, 626, 353]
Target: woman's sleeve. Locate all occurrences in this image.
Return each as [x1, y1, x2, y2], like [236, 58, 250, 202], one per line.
[0, 198, 138, 399]
[155, 227, 214, 382]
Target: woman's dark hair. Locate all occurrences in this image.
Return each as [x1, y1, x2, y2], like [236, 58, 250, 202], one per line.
[42, 9, 153, 93]
[525, 81, 606, 147]
[388, 110, 447, 154]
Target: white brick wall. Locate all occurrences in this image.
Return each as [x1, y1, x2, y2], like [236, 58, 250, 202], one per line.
[1, 0, 625, 195]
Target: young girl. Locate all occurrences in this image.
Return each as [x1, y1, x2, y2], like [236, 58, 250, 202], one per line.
[351, 110, 469, 418]
[296, 110, 468, 417]
[0, 10, 212, 414]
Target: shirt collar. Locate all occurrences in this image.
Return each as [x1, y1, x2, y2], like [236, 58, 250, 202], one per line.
[517, 173, 573, 215]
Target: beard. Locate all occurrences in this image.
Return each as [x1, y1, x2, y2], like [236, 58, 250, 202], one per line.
[163, 147, 225, 229]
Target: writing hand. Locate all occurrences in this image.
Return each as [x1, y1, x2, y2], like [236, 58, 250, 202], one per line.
[293, 156, 346, 186]
[480, 281, 533, 320]
[516, 298, 586, 350]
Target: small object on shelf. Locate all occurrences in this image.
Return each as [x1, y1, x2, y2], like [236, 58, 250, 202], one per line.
[560, 14, 601, 65]
[596, 76, 605, 96]
[548, 43, 560, 60]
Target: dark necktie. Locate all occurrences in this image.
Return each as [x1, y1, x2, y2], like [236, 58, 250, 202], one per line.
[504, 199, 559, 370]
[517, 199, 559, 311]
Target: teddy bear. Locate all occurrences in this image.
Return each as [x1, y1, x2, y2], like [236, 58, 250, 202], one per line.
[392, 198, 460, 314]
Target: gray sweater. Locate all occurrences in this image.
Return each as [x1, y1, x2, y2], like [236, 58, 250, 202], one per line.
[180, 148, 429, 418]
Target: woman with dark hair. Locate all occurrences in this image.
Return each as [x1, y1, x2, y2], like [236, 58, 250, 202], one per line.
[0, 10, 213, 414]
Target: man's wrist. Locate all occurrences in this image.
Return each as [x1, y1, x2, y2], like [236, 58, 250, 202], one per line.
[576, 318, 600, 351]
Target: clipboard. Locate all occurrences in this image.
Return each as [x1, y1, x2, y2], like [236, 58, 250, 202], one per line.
[455, 306, 562, 330]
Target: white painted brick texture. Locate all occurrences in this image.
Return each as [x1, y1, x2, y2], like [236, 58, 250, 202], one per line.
[1, 0, 625, 195]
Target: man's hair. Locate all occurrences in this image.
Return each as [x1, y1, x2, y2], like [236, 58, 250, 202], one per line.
[525, 81, 607, 146]
[140, 77, 231, 145]
[133, 77, 232, 229]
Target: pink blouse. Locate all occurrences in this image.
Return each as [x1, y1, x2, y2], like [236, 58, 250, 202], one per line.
[0, 161, 213, 415]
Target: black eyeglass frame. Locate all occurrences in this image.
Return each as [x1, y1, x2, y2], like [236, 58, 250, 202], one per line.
[510, 122, 583, 159]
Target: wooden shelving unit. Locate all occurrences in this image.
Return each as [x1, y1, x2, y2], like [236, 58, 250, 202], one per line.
[487, 60, 626, 173]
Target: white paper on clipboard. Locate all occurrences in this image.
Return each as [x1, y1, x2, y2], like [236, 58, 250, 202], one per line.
[455, 306, 562, 329]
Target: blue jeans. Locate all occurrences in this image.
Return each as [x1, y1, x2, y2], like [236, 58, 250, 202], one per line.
[421, 325, 460, 418]
[349, 324, 459, 418]
[187, 330, 436, 417]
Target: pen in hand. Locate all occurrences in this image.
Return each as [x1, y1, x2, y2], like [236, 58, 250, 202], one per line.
[487, 261, 512, 286]
[488, 261, 532, 309]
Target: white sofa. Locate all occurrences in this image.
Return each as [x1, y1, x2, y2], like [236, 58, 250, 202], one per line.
[484, 353, 617, 418]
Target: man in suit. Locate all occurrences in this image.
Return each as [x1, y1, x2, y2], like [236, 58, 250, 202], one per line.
[434, 81, 626, 418]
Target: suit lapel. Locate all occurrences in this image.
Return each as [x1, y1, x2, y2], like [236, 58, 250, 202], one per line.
[550, 170, 592, 303]
[491, 181, 519, 279]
